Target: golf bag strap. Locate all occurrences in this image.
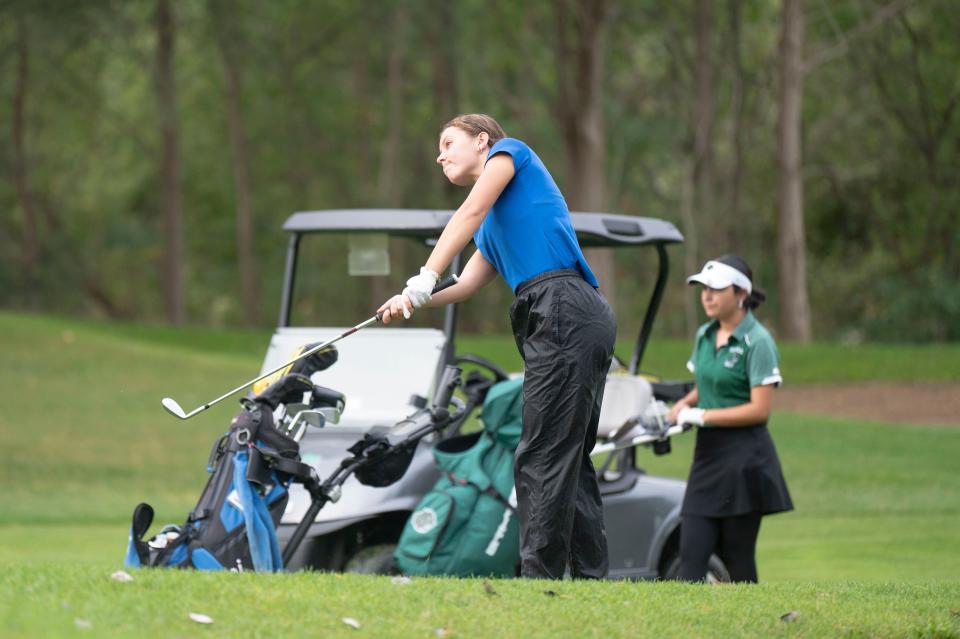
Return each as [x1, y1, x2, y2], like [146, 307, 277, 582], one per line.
[255, 448, 315, 484]
[445, 472, 516, 512]
[207, 434, 229, 472]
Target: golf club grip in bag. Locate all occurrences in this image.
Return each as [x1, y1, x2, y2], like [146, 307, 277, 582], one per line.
[125, 399, 314, 572]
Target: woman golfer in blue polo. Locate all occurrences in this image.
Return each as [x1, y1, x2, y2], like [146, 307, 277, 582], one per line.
[667, 254, 793, 582]
[378, 114, 616, 580]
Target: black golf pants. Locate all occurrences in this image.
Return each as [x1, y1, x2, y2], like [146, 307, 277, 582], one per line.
[509, 270, 616, 580]
[678, 512, 762, 582]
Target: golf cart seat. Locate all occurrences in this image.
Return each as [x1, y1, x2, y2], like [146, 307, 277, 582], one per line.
[597, 374, 654, 439]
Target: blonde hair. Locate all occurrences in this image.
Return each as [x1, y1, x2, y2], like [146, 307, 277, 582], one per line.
[441, 114, 507, 146]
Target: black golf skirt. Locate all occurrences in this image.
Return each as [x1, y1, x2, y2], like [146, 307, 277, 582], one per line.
[681, 424, 793, 518]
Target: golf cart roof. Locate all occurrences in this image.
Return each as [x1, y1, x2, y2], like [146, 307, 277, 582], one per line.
[278, 207, 683, 376]
[282, 209, 683, 247]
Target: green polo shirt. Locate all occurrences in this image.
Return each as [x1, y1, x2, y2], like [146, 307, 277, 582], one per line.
[686, 312, 782, 424]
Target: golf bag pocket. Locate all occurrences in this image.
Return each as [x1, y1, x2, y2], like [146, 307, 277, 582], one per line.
[394, 489, 460, 561]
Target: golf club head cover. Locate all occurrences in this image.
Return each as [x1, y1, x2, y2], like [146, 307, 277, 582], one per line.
[124, 503, 154, 568]
[251, 344, 339, 396]
[346, 430, 416, 488]
[289, 343, 338, 377]
[255, 373, 315, 410]
[310, 384, 345, 411]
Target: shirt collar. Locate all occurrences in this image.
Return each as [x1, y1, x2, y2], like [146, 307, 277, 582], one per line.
[731, 311, 757, 342]
[703, 311, 756, 343]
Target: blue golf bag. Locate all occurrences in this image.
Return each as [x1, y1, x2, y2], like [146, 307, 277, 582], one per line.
[125, 343, 341, 572]
[125, 394, 317, 572]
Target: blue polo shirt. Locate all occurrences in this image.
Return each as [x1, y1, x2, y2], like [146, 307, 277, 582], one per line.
[473, 138, 598, 293]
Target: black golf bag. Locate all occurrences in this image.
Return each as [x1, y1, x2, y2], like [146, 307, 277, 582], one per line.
[125, 345, 340, 572]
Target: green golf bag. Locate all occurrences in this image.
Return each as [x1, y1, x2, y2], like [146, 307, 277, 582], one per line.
[395, 377, 523, 577]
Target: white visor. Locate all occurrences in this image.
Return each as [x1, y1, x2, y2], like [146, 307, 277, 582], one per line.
[686, 260, 752, 294]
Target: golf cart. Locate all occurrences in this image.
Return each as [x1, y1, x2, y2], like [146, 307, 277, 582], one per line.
[269, 209, 728, 581]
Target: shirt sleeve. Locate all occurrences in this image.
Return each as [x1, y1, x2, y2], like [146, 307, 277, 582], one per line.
[747, 338, 783, 387]
[486, 138, 531, 172]
[687, 323, 709, 372]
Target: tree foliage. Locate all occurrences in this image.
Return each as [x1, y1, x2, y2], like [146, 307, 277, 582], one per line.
[0, 0, 956, 341]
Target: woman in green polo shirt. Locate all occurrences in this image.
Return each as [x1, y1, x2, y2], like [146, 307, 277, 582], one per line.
[667, 254, 793, 583]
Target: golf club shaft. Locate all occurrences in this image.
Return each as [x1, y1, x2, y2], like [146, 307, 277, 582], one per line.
[192, 315, 382, 418]
[164, 274, 459, 419]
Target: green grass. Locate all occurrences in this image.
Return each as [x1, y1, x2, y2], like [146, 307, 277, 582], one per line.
[1, 310, 959, 638]
[3, 567, 960, 639]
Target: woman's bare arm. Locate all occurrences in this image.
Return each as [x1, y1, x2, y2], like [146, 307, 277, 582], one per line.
[429, 250, 499, 306]
[701, 385, 775, 427]
[423, 155, 514, 275]
[377, 157, 509, 324]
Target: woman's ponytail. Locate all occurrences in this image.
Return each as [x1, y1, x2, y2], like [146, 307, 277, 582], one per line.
[745, 287, 766, 310]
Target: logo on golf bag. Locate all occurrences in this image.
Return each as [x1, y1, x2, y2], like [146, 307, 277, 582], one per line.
[485, 486, 517, 557]
[412, 507, 439, 534]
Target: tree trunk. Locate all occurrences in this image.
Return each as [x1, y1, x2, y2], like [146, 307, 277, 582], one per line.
[12, 15, 40, 296]
[427, 0, 460, 206]
[776, 0, 812, 341]
[726, 0, 746, 254]
[211, 0, 260, 326]
[350, 9, 376, 194]
[428, 0, 458, 126]
[372, 4, 409, 310]
[377, 3, 407, 208]
[154, 0, 186, 325]
[554, 0, 615, 307]
[679, 159, 699, 336]
[693, 0, 717, 259]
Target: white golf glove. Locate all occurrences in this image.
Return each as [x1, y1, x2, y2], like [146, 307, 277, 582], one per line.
[676, 407, 706, 427]
[399, 267, 440, 318]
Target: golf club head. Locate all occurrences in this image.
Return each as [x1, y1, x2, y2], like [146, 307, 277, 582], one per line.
[161, 397, 188, 419]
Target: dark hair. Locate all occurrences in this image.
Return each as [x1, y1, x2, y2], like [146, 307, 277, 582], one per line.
[715, 254, 766, 310]
[441, 114, 507, 147]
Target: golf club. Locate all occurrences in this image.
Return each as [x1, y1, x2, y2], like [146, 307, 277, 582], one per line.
[162, 274, 459, 420]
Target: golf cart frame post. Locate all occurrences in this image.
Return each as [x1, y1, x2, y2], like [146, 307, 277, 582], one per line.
[276, 209, 683, 383]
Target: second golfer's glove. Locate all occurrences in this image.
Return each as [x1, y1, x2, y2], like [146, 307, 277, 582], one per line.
[676, 407, 706, 427]
[400, 267, 440, 318]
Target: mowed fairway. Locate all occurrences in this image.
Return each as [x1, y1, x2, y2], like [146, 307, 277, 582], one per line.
[1, 311, 959, 638]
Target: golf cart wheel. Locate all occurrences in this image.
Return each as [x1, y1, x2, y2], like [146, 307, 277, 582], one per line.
[659, 552, 731, 583]
[344, 544, 400, 575]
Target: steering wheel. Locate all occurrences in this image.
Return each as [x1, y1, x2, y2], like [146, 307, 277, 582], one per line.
[453, 354, 510, 383]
